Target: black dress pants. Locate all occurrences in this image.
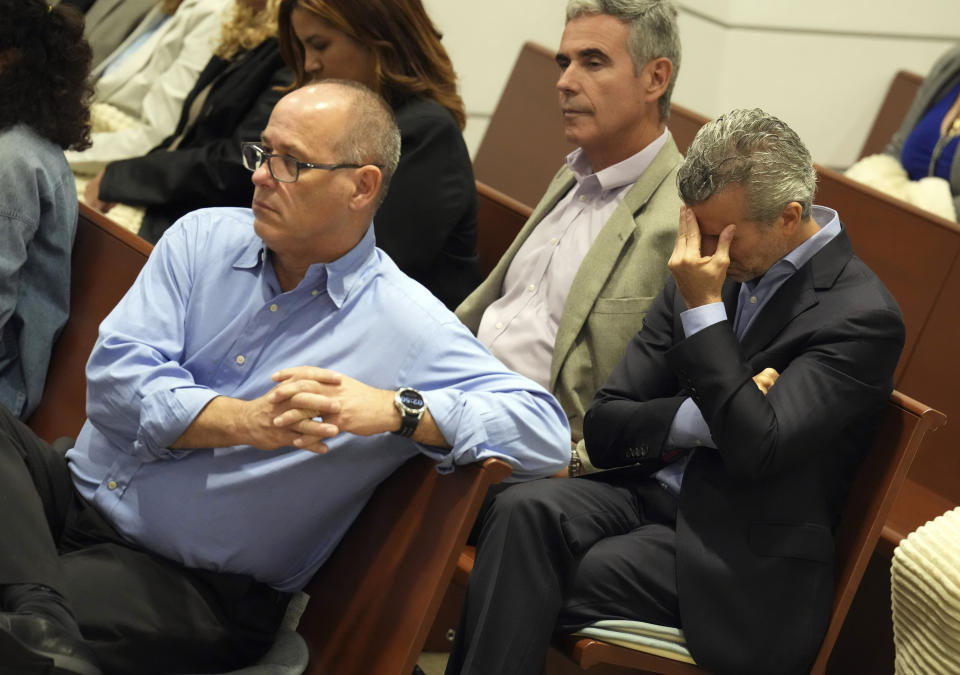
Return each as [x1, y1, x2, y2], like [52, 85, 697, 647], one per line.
[0, 406, 290, 675]
[446, 469, 682, 675]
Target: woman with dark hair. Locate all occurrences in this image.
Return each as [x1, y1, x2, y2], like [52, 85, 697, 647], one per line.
[277, 0, 481, 309]
[0, 0, 93, 419]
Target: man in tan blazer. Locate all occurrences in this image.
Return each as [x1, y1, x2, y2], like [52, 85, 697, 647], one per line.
[457, 0, 684, 473]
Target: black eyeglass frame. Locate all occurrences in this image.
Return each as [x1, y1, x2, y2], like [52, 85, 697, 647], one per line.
[240, 142, 382, 183]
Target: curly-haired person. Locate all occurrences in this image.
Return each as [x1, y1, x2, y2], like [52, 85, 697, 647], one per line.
[0, 0, 93, 420]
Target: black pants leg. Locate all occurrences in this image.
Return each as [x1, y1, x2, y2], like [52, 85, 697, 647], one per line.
[0, 407, 290, 674]
[446, 472, 681, 675]
[0, 405, 76, 592]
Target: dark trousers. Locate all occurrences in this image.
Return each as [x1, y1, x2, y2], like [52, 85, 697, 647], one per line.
[446, 469, 681, 675]
[0, 407, 290, 675]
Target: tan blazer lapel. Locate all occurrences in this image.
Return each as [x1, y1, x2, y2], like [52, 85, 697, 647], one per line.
[550, 137, 682, 388]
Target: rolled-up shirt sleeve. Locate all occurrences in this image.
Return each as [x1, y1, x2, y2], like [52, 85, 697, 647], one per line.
[84, 224, 217, 460]
[400, 320, 571, 481]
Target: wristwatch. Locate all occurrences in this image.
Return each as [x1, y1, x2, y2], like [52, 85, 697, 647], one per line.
[393, 387, 425, 437]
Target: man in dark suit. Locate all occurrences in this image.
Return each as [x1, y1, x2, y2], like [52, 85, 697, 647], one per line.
[445, 108, 906, 675]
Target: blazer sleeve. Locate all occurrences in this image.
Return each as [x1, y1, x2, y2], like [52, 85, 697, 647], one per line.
[583, 280, 689, 469]
[97, 60, 289, 210]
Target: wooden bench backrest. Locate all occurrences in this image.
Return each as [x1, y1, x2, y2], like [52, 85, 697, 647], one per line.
[299, 456, 511, 675]
[815, 166, 960, 505]
[28, 204, 152, 442]
[859, 70, 924, 159]
[475, 180, 533, 276]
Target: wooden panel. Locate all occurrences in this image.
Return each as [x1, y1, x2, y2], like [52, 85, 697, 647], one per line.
[814, 165, 960, 382]
[28, 204, 152, 442]
[300, 456, 511, 675]
[896, 257, 960, 502]
[859, 70, 924, 160]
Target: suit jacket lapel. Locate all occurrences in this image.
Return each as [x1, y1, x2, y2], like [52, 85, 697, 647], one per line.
[551, 136, 682, 387]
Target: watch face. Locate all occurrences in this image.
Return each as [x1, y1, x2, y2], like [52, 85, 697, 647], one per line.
[399, 389, 424, 409]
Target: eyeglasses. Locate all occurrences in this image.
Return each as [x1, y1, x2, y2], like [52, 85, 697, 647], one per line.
[241, 142, 379, 183]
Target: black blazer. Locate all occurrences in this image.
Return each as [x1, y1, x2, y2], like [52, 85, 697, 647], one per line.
[583, 227, 905, 674]
[375, 97, 481, 309]
[99, 39, 291, 243]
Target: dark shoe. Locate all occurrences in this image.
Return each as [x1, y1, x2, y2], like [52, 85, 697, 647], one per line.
[0, 613, 102, 675]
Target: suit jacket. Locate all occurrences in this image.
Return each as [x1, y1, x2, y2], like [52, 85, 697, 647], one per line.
[99, 39, 291, 243]
[457, 137, 683, 443]
[584, 227, 905, 674]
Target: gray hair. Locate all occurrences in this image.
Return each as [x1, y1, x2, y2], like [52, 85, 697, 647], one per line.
[566, 0, 680, 120]
[319, 79, 402, 209]
[677, 108, 818, 223]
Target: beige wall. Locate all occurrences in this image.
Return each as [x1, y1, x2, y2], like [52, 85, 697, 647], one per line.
[424, 0, 960, 168]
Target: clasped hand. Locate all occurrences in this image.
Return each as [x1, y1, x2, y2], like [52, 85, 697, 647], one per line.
[668, 205, 736, 308]
[243, 367, 395, 454]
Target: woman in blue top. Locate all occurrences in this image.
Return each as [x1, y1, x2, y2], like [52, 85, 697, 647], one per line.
[0, 0, 93, 419]
[885, 44, 960, 217]
[277, 0, 481, 310]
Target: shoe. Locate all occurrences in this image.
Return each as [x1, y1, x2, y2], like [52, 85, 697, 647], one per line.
[0, 613, 102, 675]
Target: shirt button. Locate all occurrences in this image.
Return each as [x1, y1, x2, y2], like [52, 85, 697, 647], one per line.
[107, 480, 118, 490]
[311, 290, 319, 296]
[528, 284, 536, 292]
[236, 355, 245, 365]
[260, 251, 265, 261]
[550, 237, 558, 245]
[495, 322, 504, 330]
[269, 303, 278, 312]
[579, 195, 586, 202]
[750, 296, 758, 304]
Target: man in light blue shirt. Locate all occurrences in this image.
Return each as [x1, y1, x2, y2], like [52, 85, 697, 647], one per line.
[0, 80, 570, 675]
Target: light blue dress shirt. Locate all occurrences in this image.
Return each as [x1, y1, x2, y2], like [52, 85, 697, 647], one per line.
[655, 206, 842, 494]
[67, 208, 570, 592]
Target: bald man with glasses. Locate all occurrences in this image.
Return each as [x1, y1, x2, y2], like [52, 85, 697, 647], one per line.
[0, 80, 569, 675]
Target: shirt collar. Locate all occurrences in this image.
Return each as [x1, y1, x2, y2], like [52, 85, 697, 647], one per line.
[565, 128, 671, 193]
[781, 205, 841, 271]
[233, 223, 378, 308]
[742, 205, 841, 293]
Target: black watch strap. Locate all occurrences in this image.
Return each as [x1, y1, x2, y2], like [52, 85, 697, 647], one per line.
[393, 387, 425, 437]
